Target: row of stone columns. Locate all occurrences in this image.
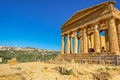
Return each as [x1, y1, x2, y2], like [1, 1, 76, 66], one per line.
[61, 17, 120, 55]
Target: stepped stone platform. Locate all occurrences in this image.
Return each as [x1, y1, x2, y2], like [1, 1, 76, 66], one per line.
[56, 53, 120, 65]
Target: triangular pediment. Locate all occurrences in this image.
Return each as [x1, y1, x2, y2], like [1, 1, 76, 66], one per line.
[61, 2, 117, 29]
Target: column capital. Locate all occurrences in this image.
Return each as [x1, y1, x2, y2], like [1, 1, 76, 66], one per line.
[107, 16, 116, 21]
[116, 19, 120, 24]
[80, 31, 83, 34]
[80, 29, 83, 32]
[68, 31, 73, 34]
[67, 33, 71, 37]
[61, 34, 65, 37]
[61, 33, 68, 36]
[83, 25, 87, 29]
[74, 31, 78, 36]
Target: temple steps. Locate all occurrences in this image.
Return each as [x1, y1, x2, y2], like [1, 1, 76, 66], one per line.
[55, 52, 120, 65]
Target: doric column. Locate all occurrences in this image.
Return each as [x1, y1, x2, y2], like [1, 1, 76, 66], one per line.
[88, 35, 92, 49]
[108, 17, 119, 54]
[74, 31, 78, 54]
[94, 24, 100, 52]
[61, 35, 65, 54]
[105, 30, 110, 52]
[116, 20, 120, 50]
[91, 33, 94, 49]
[83, 28, 88, 53]
[80, 36, 83, 53]
[67, 34, 71, 54]
[71, 37, 73, 53]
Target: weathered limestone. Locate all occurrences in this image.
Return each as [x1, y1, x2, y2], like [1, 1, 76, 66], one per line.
[83, 28, 88, 53]
[88, 35, 92, 49]
[67, 34, 71, 54]
[90, 34, 94, 49]
[61, 2, 120, 55]
[116, 20, 120, 50]
[7, 58, 17, 65]
[105, 30, 110, 52]
[100, 33, 102, 51]
[94, 24, 101, 52]
[80, 36, 83, 53]
[71, 37, 73, 53]
[61, 36, 65, 54]
[100, 35, 106, 52]
[108, 17, 119, 54]
[74, 31, 78, 54]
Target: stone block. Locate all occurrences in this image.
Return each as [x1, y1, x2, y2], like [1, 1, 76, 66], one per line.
[7, 58, 17, 65]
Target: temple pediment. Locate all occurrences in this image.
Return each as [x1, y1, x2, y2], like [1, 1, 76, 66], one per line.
[61, 2, 120, 32]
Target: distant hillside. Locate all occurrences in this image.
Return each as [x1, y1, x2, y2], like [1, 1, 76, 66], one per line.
[0, 46, 60, 64]
[0, 46, 59, 53]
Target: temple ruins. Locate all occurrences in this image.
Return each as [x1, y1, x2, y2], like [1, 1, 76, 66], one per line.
[61, 1, 120, 55]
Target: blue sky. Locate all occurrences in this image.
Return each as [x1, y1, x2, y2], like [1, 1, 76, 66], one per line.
[0, 0, 120, 50]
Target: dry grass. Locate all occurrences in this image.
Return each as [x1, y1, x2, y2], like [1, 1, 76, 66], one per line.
[0, 62, 120, 80]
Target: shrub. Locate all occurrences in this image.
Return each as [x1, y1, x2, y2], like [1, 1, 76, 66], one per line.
[11, 67, 21, 70]
[62, 69, 73, 75]
[105, 67, 111, 71]
[98, 68, 103, 71]
[112, 68, 117, 70]
[58, 66, 73, 75]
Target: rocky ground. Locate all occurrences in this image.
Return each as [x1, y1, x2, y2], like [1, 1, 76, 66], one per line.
[0, 62, 120, 80]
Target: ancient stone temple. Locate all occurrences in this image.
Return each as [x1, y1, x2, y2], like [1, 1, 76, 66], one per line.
[61, 1, 120, 55]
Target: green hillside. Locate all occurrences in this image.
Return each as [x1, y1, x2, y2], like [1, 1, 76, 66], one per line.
[0, 50, 60, 64]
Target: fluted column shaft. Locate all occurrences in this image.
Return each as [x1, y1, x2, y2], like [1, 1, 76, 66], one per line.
[108, 18, 119, 54]
[117, 20, 120, 50]
[67, 34, 71, 54]
[71, 37, 73, 53]
[74, 31, 78, 54]
[94, 24, 100, 52]
[80, 36, 83, 53]
[105, 30, 110, 52]
[88, 35, 92, 49]
[91, 34, 94, 49]
[83, 28, 88, 53]
[61, 36, 65, 54]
